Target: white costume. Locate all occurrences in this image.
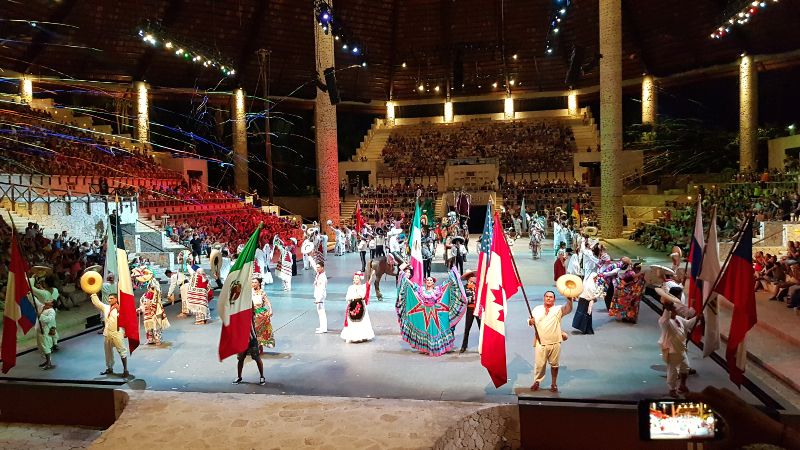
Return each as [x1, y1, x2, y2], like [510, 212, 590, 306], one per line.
[313, 270, 328, 333]
[658, 309, 697, 391]
[90, 294, 128, 371]
[334, 227, 345, 256]
[341, 280, 374, 343]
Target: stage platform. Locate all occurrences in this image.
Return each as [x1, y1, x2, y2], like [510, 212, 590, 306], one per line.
[1, 240, 787, 409]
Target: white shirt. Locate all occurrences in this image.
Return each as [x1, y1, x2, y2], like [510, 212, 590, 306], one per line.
[314, 272, 328, 303]
[566, 253, 582, 275]
[531, 304, 564, 346]
[387, 227, 402, 253]
[658, 309, 697, 354]
[91, 294, 123, 336]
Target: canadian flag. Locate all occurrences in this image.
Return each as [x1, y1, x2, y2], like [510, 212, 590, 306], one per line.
[478, 213, 522, 388]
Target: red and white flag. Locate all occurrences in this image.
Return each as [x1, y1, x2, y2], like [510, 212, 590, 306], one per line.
[478, 213, 522, 388]
[698, 207, 722, 357]
[116, 248, 140, 354]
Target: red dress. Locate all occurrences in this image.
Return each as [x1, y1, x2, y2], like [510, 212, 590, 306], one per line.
[553, 255, 566, 282]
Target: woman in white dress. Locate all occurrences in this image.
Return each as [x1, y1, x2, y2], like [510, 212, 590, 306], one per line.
[341, 272, 374, 343]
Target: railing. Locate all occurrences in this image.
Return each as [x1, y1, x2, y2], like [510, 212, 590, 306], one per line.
[0, 180, 137, 216]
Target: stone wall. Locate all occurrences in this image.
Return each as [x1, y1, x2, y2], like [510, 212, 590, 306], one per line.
[433, 404, 520, 450]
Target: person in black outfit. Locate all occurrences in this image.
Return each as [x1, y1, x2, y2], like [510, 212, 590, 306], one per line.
[233, 306, 266, 386]
[459, 272, 481, 353]
[190, 234, 203, 263]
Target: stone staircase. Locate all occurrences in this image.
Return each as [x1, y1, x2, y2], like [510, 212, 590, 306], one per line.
[354, 120, 392, 162]
[340, 197, 359, 224]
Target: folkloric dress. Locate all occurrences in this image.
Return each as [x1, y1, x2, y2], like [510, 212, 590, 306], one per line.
[609, 269, 646, 323]
[274, 236, 293, 290]
[341, 281, 374, 343]
[140, 282, 168, 344]
[186, 270, 212, 324]
[395, 268, 467, 356]
[252, 288, 275, 348]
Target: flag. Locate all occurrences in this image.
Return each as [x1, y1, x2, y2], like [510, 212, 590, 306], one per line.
[218, 224, 262, 361]
[103, 216, 118, 283]
[474, 201, 495, 319]
[2, 234, 37, 373]
[116, 248, 139, 354]
[355, 201, 365, 234]
[520, 198, 527, 232]
[478, 212, 522, 387]
[714, 219, 756, 386]
[698, 207, 721, 357]
[572, 201, 580, 224]
[687, 198, 704, 343]
[408, 201, 424, 286]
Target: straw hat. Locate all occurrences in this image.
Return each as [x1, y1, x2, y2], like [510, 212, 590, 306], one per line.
[556, 274, 583, 298]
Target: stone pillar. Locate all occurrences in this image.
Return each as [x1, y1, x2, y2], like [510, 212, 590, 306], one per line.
[133, 81, 149, 145]
[314, 3, 340, 227]
[567, 91, 579, 117]
[386, 101, 395, 125]
[444, 101, 454, 123]
[739, 54, 758, 172]
[599, 0, 623, 237]
[504, 96, 515, 120]
[19, 76, 33, 104]
[231, 88, 249, 194]
[641, 75, 657, 125]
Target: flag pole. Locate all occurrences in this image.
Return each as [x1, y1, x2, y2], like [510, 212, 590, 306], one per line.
[680, 195, 702, 283]
[684, 215, 750, 344]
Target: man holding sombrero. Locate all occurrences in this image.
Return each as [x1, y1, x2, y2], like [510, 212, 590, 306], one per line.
[528, 287, 575, 392]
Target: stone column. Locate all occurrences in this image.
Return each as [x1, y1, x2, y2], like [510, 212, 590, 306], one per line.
[567, 91, 579, 117]
[314, 5, 340, 227]
[599, 0, 623, 237]
[133, 81, 149, 145]
[641, 75, 657, 125]
[231, 88, 249, 193]
[19, 76, 33, 104]
[739, 54, 758, 172]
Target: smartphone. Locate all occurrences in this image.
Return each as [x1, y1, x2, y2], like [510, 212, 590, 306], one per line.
[638, 399, 723, 441]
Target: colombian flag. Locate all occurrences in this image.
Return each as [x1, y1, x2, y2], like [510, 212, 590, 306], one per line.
[2, 235, 37, 373]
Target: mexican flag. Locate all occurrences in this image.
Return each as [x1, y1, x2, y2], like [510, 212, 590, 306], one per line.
[408, 201, 424, 286]
[116, 248, 139, 354]
[218, 224, 262, 361]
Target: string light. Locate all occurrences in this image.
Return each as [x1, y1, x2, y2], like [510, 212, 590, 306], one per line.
[710, 0, 780, 39]
[137, 24, 235, 77]
[545, 0, 572, 55]
[314, 0, 367, 67]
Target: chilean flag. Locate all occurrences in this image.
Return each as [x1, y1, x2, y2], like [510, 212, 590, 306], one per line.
[687, 198, 704, 343]
[1, 235, 37, 373]
[478, 213, 522, 388]
[714, 219, 757, 386]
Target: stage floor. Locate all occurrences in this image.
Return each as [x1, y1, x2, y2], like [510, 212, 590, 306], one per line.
[2, 239, 777, 407]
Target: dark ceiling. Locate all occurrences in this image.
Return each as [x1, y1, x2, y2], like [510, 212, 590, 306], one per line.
[2, 0, 800, 103]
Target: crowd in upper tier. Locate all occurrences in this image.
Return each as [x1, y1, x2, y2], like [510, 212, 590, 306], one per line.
[381, 120, 576, 176]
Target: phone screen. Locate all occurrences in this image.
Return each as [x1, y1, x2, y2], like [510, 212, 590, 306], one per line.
[643, 400, 719, 440]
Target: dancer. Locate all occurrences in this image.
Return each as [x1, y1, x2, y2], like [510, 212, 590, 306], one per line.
[232, 307, 266, 386]
[169, 250, 193, 318]
[341, 271, 374, 343]
[357, 232, 368, 272]
[252, 276, 275, 349]
[553, 242, 567, 283]
[396, 268, 468, 356]
[528, 291, 574, 392]
[186, 268, 212, 325]
[90, 293, 129, 378]
[32, 292, 57, 370]
[658, 299, 698, 397]
[572, 272, 600, 335]
[459, 271, 480, 353]
[139, 279, 168, 345]
[609, 262, 646, 323]
[274, 235, 293, 291]
[314, 261, 328, 334]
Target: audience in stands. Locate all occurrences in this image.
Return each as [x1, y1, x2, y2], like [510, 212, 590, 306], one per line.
[501, 179, 597, 226]
[381, 120, 576, 176]
[358, 184, 439, 221]
[0, 102, 182, 179]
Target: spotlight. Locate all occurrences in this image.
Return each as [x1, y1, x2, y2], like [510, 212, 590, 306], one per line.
[165, 41, 173, 49]
[402, 62, 407, 68]
[229, 69, 235, 75]
[343, 44, 348, 50]
[509, 79, 515, 86]
[352, 47, 359, 54]
[322, 13, 330, 20]
[361, 61, 367, 67]
[335, 35, 340, 40]
[546, 48, 553, 54]
[418, 84, 424, 92]
[492, 82, 498, 88]
[138, 29, 144, 37]
[30, 21, 37, 27]
[434, 85, 440, 92]
[512, 54, 518, 60]
[553, 27, 559, 33]
[176, 48, 184, 56]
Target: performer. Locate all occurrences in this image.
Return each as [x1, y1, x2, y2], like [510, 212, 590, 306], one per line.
[334, 225, 345, 256]
[232, 306, 266, 386]
[658, 299, 698, 397]
[341, 272, 374, 343]
[459, 271, 480, 353]
[32, 292, 57, 370]
[553, 243, 567, 283]
[252, 276, 275, 350]
[314, 261, 328, 334]
[274, 235, 293, 291]
[669, 245, 683, 274]
[387, 221, 403, 264]
[91, 293, 129, 378]
[572, 272, 600, 335]
[357, 232, 369, 273]
[396, 268, 468, 356]
[169, 250, 194, 318]
[186, 268, 212, 325]
[301, 232, 316, 270]
[139, 279, 168, 345]
[528, 291, 574, 392]
[609, 262, 646, 323]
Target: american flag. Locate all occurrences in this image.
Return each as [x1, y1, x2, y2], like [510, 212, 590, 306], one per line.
[474, 201, 494, 318]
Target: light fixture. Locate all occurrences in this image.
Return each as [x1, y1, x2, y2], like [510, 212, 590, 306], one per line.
[418, 84, 424, 92]
[710, 0, 781, 39]
[335, 35, 339, 40]
[401, 62, 407, 68]
[352, 46, 359, 54]
[343, 44, 348, 50]
[512, 54, 518, 60]
[509, 79, 515, 86]
[165, 41, 173, 49]
[434, 85, 440, 92]
[361, 61, 367, 67]
[492, 82, 498, 88]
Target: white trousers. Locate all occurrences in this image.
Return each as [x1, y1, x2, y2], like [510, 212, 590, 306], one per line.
[104, 332, 128, 369]
[665, 351, 689, 390]
[316, 302, 327, 332]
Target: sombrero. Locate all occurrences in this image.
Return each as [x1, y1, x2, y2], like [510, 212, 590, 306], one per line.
[650, 265, 675, 276]
[556, 274, 583, 298]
